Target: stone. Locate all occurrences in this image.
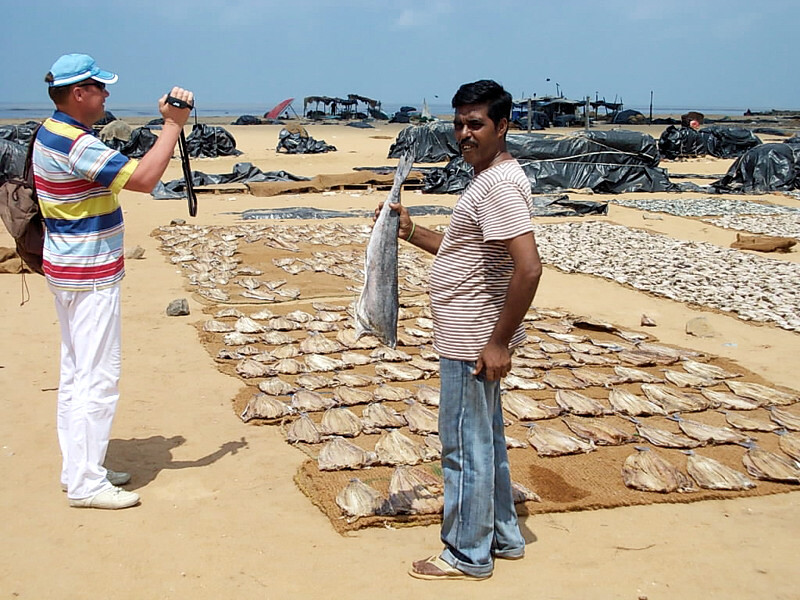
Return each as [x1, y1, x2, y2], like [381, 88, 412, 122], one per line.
[640, 313, 657, 327]
[166, 298, 190, 316]
[125, 245, 146, 259]
[685, 317, 715, 338]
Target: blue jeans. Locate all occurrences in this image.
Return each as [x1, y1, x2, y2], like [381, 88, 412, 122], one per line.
[438, 357, 525, 577]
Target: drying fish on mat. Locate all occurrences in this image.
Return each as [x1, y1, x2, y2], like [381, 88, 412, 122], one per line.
[415, 384, 440, 407]
[419, 348, 439, 362]
[315, 310, 346, 323]
[236, 277, 261, 291]
[235, 316, 266, 334]
[397, 331, 428, 347]
[725, 381, 798, 406]
[370, 346, 412, 362]
[542, 372, 588, 390]
[591, 339, 631, 352]
[274, 286, 301, 300]
[721, 410, 780, 432]
[272, 358, 305, 375]
[375, 362, 425, 382]
[768, 407, 800, 431]
[681, 359, 741, 380]
[198, 288, 229, 302]
[340, 351, 372, 367]
[569, 351, 619, 366]
[337, 329, 379, 349]
[526, 424, 595, 457]
[235, 344, 262, 356]
[241, 289, 276, 302]
[374, 384, 414, 401]
[249, 308, 274, 320]
[414, 316, 434, 329]
[354, 152, 415, 348]
[295, 373, 332, 390]
[563, 417, 635, 446]
[503, 374, 547, 391]
[270, 344, 300, 359]
[306, 321, 339, 333]
[361, 402, 407, 433]
[637, 342, 697, 363]
[290, 389, 336, 412]
[668, 415, 751, 445]
[613, 365, 663, 384]
[299, 333, 343, 355]
[533, 321, 573, 335]
[286, 309, 314, 323]
[509, 366, 540, 379]
[516, 346, 549, 360]
[506, 436, 528, 449]
[555, 389, 609, 417]
[305, 354, 346, 373]
[317, 437, 377, 471]
[240, 393, 293, 423]
[663, 369, 718, 388]
[684, 451, 756, 490]
[409, 355, 439, 373]
[404, 400, 439, 434]
[235, 359, 273, 379]
[268, 317, 300, 332]
[631, 419, 703, 449]
[321, 407, 363, 437]
[216, 349, 243, 361]
[568, 342, 609, 355]
[203, 319, 234, 333]
[333, 386, 374, 407]
[618, 350, 657, 367]
[404, 326, 432, 339]
[215, 307, 245, 319]
[262, 331, 295, 346]
[741, 443, 800, 483]
[502, 391, 561, 421]
[336, 478, 389, 520]
[511, 481, 542, 503]
[571, 368, 621, 388]
[333, 373, 379, 388]
[622, 447, 695, 493]
[287, 413, 323, 444]
[777, 431, 800, 462]
[387, 466, 444, 515]
[700, 389, 759, 411]
[257, 377, 297, 396]
[641, 383, 711, 413]
[375, 429, 427, 465]
[539, 341, 571, 354]
[549, 332, 589, 344]
[223, 332, 261, 346]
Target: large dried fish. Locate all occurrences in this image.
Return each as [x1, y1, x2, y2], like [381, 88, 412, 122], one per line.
[262, 331, 295, 346]
[257, 377, 296, 396]
[613, 365, 663, 384]
[235, 359, 272, 379]
[286, 413, 322, 444]
[526, 424, 595, 457]
[240, 393, 292, 422]
[722, 410, 779, 432]
[663, 370, 718, 388]
[725, 381, 798, 406]
[404, 400, 439, 434]
[555, 390, 609, 416]
[373, 384, 414, 401]
[608, 388, 667, 417]
[270, 344, 300, 359]
[333, 372, 379, 388]
[295, 373, 332, 390]
[336, 478, 388, 519]
[669, 415, 750, 445]
[700, 389, 759, 411]
[286, 309, 314, 323]
[685, 451, 756, 490]
[387, 466, 444, 515]
[618, 350, 657, 367]
[375, 362, 425, 382]
[375, 429, 426, 465]
[409, 355, 440, 373]
[511, 481, 542, 503]
[563, 417, 634, 446]
[636, 342, 689, 363]
[542, 372, 588, 390]
[355, 152, 415, 348]
[340, 351, 372, 367]
[415, 384, 440, 407]
[337, 329, 381, 350]
[290, 389, 336, 412]
[299, 333, 342, 355]
[503, 374, 547, 391]
[778, 431, 800, 462]
[273, 358, 305, 375]
[318, 437, 376, 470]
[540, 341, 571, 354]
[768, 407, 800, 431]
[742, 444, 800, 483]
[321, 407, 363, 437]
[223, 331, 260, 346]
[632, 420, 703, 449]
[305, 354, 346, 373]
[549, 332, 588, 344]
[362, 402, 407, 433]
[371, 346, 412, 362]
[203, 319, 234, 333]
[641, 384, 710, 413]
[333, 386, 374, 407]
[235, 316, 266, 334]
[268, 317, 300, 332]
[622, 447, 694, 493]
[570, 352, 619, 366]
[681, 359, 741, 380]
[503, 391, 560, 421]
[571, 367, 621, 388]
[215, 307, 245, 319]
[568, 342, 608, 355]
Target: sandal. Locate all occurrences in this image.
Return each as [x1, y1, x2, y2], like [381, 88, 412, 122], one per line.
[408, 555, 491, 581]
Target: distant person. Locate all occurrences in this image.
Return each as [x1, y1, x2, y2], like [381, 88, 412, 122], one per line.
[33, 53, 194, 510]
[681, 110, 704, 130]
[379, 79, 542, 580]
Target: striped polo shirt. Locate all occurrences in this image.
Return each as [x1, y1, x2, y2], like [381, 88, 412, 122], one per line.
[429, 159, 533, 361]
[33, 111, 137, 290]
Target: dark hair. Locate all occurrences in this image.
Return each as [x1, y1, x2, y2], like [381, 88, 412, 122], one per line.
[451, 80, 512, 126]
[45, 71, 71, 104]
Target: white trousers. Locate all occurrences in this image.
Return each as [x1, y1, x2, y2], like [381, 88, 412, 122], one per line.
[51, 283, 121, 500]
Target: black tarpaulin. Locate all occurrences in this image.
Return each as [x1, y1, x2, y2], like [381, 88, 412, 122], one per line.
[104, 127, 158, 158]
[658, 125, 762, 159]
[0, 121, 39, 145]
[152, 163, 310, 199]
[186, 124, 243, 158]
[0, 139, 26, 183]
[276, 128, 336, 154]
[713, 142, 800, 193]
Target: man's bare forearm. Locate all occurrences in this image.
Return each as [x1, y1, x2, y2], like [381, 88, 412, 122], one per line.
[402, 222, 443, 255]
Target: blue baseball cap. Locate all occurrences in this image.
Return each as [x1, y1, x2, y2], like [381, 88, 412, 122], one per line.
[48, 53, 118, 87]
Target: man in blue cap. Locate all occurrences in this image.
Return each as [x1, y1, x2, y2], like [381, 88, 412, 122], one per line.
[34, 53, 194, 509]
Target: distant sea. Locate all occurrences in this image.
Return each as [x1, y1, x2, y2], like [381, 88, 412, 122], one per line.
[0, 101, 776, 122]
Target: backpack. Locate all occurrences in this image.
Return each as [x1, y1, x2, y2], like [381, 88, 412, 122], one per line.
[0, 125, 44, 276]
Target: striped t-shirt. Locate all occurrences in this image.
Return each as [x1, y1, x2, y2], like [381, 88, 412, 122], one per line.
[33, 111, 137, 290]
[429, 159, 533, 361]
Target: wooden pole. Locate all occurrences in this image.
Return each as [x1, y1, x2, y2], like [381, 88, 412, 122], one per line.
[649, 90, 654, 124]
[527, 97, 532, 133]
[585, 96, 590, 131]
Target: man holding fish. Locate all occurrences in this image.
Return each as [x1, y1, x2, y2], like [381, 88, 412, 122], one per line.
[381, 80, 543, 580]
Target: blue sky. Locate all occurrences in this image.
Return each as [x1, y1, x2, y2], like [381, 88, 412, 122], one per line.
[2, 0, 797, 112]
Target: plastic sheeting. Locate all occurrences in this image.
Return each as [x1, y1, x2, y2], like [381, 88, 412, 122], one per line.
[0, 139, 26, 183]
[0, 121, 39, 144]
[276, 129, 336, 154]
[658, 125, 762, 159]
[387, 121, 459, 162]
[186, 124, 242, 158]
[713, 142, 800, 194]
[152, 162, 309, 199]
[103, 127, 158, 158]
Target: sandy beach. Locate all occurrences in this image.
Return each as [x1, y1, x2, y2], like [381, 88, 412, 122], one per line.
[0, 118, 798, 599]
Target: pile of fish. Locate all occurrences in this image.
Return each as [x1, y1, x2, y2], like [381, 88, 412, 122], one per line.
[155, 221, 800, 523]
[533, 221, 800, 332]
[609, 197, 800, 218]
[705, 214, 800, 240]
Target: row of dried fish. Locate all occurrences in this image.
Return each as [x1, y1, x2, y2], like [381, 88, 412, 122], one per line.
[609, 197, 800, 218]
[705, 214, 800, 240]
[533, 221, 800, 332]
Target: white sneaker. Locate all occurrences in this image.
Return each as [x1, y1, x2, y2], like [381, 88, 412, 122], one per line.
[69, 486, 140, 509]
[61, 469, 131, 492]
